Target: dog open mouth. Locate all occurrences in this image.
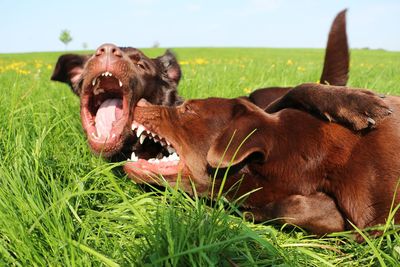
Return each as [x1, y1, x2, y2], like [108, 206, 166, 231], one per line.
[124, 121, 184, 177]
[81, 71, 130, 155]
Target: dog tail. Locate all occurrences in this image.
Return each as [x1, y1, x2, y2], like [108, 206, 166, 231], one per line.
[320, 9, 349, 86]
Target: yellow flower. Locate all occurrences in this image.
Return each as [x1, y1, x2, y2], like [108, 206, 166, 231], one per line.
[243, 87, 252, 94]
[287, 59, 293, 65]
[179, 60, 189, 65]
[297, 66, 306, 72]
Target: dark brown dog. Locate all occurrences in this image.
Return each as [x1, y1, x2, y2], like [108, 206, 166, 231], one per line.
[125, 84, 399, 235]
[51, 10, 352, 161]
[51, 45, 182, 156]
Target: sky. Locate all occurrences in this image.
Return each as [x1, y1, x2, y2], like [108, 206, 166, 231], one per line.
[1, 0, 399, 53]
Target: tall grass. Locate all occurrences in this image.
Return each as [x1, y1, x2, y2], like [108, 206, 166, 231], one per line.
[0, 48, 399, 265]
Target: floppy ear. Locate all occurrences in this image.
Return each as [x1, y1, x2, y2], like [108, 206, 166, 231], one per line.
[155, 49, 182, 86]
[207, 105, 270, 169]
[51, 54, 89, 95]
[320, 9, 349, 86]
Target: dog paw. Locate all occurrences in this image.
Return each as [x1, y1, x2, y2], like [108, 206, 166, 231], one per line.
[326, 89, 393, 131]
[266, 83, 393, 131]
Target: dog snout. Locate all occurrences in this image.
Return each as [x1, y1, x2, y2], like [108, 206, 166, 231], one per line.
[95, 43, 122, 58]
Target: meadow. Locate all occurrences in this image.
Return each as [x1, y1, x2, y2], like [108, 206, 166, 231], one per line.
[0, 47, 400, 266]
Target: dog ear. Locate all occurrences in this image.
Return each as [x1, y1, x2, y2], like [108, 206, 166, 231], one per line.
[320, 9, 349, 86]
[207, 103, 269, 169]
[51, 54, 89, 96]
[155, 49, 182, 86]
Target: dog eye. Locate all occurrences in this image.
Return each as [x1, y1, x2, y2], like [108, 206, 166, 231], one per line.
[183, 104, 196, 114]
[136, 63, 146, 70]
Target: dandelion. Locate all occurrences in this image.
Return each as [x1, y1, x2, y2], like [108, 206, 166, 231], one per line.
[297, 66, 306, 72]
[243, 87, 252, 94]
[287, 59, 293, 65]
[179, 60, 189, 65]
[240, 76, 246, 81]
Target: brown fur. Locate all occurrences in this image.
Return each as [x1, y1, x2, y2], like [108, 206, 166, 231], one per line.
[127, 84, 400, 235]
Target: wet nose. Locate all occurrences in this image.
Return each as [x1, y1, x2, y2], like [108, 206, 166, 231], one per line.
[95, 43, 122, 58]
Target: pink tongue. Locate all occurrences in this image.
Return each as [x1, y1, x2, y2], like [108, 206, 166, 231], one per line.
[95, 98, 123, 138]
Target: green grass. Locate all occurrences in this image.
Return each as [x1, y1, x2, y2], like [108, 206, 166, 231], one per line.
[0, 47, 400, 266]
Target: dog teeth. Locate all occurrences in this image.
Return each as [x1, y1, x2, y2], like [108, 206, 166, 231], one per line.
[136, 125, 145, 137]
[119, 80, 123, 87]
[101, 71, 113, 77]
[92, 78, 97, 86]
[170, 153, 180, 161]
[132, 122, 176, 158]
[166, 146, 176, 154]
[146, 152, 180, 164]
[148, 158, 158, 163]
[130, 152, 138, 162]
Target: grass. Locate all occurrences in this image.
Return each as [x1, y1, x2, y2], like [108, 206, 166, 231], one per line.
[0, 47, 400, 266]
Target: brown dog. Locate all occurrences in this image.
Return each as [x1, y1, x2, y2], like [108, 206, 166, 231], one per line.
[51, 10, 350, 159]
[125, 83, 399, 235]
[51, 45, 182, 156]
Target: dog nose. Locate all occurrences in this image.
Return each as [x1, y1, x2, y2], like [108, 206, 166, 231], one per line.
[95, 43, 122, 57]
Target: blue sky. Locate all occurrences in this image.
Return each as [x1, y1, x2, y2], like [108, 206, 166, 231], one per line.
[1, 0, 399, 53]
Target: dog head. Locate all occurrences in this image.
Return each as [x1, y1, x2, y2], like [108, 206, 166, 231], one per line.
[51, 44, 182, 157]
[125, 97, 272, 193]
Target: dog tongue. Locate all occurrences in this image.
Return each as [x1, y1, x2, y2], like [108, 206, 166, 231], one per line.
[95, 98, 123, 138]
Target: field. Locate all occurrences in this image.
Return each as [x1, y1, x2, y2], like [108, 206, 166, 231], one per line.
[1, 47, 400, 266]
